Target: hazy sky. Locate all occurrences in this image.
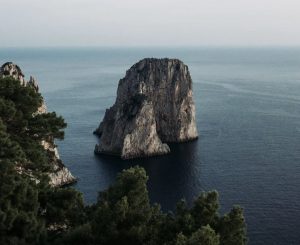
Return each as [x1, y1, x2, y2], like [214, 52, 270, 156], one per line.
[0, 0, 300, 47]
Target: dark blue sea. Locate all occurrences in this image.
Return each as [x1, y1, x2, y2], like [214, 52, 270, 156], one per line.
[1, 47, 300, 245]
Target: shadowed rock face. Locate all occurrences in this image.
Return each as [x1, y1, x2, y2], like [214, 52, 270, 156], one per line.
[0, 62, 76, 187]
[94, 58, 198, 159]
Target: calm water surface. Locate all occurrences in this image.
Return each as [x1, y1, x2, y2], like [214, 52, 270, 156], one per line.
[1, 47, 300, 245]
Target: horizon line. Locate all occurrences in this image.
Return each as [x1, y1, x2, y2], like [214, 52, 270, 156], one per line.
[1, 44, 300, 49]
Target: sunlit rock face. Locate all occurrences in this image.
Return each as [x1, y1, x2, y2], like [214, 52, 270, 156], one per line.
[1, 62, 76, 187]
[1, 62, 26, 85]
[94, 58, 198, 159]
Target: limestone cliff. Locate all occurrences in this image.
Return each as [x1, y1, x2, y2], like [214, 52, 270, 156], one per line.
[0, 62, 76, 187]
[94, 58, 198, 159]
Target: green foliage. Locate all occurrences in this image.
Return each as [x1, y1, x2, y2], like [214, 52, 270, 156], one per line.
[175, 232, 188, 245]
[0, 77, 42, 118]
[0, 77, 67, 172]
[39, 188, 85, 228]
[28, 112, 66, 141]
[191, 191, 219, 229]
[0, 76, 79, 244]
[175, 199, 194, 235]
[65, 166, 247, 245]
[0, 161, 46, 245]
[91, 167, 153, 244]
[55, 224, 94, 245]
[188, 225, 219, 245]
[218, 206, 247, 245]
[0, 119, 25, 163]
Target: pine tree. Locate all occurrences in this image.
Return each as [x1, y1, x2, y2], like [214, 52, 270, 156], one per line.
[92, 166, 153, 245]
[0, 160, 46, 245]
[188, 225, 219, 245]
[218, 206, 247, 245]
[191, 191, 219, 229]
[0, 77, 66, 173]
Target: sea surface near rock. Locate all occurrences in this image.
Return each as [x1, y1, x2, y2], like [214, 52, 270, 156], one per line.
[0, 62, 76, 187]
[95, 58, 198, 159]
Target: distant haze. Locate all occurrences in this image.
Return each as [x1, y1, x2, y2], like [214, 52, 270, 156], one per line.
[0, 0, 300, 47]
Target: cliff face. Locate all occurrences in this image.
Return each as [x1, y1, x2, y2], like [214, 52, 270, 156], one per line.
[0, 62, 76, 187]
[94, 58, 198, 159]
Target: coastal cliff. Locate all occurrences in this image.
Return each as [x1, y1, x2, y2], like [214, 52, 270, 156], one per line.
[94, 58, 198, 159]
[0, 62, 76, 186]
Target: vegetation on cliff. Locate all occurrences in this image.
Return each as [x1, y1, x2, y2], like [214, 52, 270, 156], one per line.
[0, 77, 84, 244]
[0, 77, 66, 173]
[0, 77, 247, 244]
[0, 62, 76, 187]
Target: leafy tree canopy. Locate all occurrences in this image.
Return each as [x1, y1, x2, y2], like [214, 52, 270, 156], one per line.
[62, 166, 247, 245]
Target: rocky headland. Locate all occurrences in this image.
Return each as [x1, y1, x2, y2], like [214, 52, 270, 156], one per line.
[0, 62, 76, 187]
[94, 58, 198, 159]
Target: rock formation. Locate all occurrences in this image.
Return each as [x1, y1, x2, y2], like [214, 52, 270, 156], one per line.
[94, 58, 198, 159]
[0, 62, 76, 187]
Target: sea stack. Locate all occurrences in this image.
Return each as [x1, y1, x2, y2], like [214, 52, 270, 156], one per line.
[0, 62, 76, 187]
[94, 58, 198, 159]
